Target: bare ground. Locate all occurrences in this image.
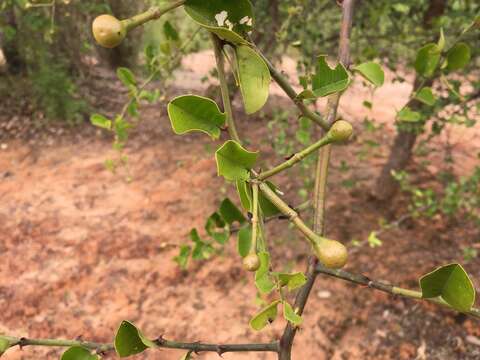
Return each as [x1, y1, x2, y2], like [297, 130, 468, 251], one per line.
[1, 53, 480, 359]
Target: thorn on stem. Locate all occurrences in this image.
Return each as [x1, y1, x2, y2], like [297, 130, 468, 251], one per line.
[285, 154, 295, 160]
[154, 335, 165, 346]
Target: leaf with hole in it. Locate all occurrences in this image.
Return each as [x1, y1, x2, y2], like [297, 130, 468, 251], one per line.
[283, 301, 303, 327]
[255, 251, 275, 294]
[414, 43, 441, 77]
[397, 107, 422, 123]
[90, 114, 112, 130]
[312, 56, 350, 97]
[115, 321, 157, 358]
[420, 263, 475, 312]
[354, 62, 384, 87]
[219, 198, 246, 225]
[277, 272, 307, 291]
[236, 45, 271, 114]
[237, 226, 251, 258]
[61, 346, 99, 360]
[117, 67, 136, 87]
[415, 87, 436, 106]
[249, 300, 281, 331]
[446, 43, 471, 72]
[215, 140, 258, 181]
[184, 0, 254, 44]
[167, 95, 226, 139]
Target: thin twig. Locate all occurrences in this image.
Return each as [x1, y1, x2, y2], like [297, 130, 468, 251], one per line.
[211, 34, 241, 143]
[315, 265, 480, 319]
[2, 336, 279, 356]
[251, 46, 329, 130]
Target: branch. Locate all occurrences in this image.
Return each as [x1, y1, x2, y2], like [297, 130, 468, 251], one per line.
[257, 181, 319, 247]
[252, 47, 329, 130]
[122, 1, 186, 31]
[279, 1, 356, 358]
[211, 34, 241, 143]
[257, 132, 334, 180]
[315, 265, 480, 319]
[2, 336, 279, 356]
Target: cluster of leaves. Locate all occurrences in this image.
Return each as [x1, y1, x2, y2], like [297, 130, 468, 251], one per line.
[0, 0, 113, 122]
[393, 165, 480, 225]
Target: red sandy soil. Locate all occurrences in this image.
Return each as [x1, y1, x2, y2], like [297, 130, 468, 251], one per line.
[0, 53, 479, 359]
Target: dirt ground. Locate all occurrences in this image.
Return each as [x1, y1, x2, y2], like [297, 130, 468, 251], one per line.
[1, 52, 480, 360]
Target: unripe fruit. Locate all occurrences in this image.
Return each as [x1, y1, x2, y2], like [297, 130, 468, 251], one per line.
[328, 120, 353, 142]
[313, 237, 348, 269]
[243, 253, 261, 272]
[92, 14, 126, 48]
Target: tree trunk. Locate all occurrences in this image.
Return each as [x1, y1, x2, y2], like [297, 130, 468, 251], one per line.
[0, 6, 24, 74]
[373, 0, 447, 201]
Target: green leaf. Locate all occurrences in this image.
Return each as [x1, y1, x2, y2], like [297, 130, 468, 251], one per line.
[61, 346, 99, 360]
[249, 300, 281, 331]
[0, 337, 10, 356]
[283, 301, 303, 327]
[236, 180, 252, 211]
[204, 213, 229, 245]
[90, 114, 112, 130]
[446, 43, 471, 72]
[255, 251, 275, 294]
[215, 140, 258, 181]
[163, 21, 179, 41]
[179, 352, 193, 360]
[219, 198, 246, 225]
[117, 67, 136, 87]
[258, 181, 281, 217]
[167, 95, 226, 139]
[354, 62, 384, 87]
[277, 272, 307, 291]
[115, 321, 157, 357]
[235, 45, 271, 114]
[184, 0, 254, 44]
[237, 226, 252, 258]
[174, 245, 191, 269]
[415, 87, 436, 106]
[397, 107, 422, 123]
[420, 263, 476, 312]
[414, 43, 441, 77]
[367, 231, 382, 248]
[392, 3, 410, 14]
[437, 28, 445, 52]
[312, 56, 350, 97]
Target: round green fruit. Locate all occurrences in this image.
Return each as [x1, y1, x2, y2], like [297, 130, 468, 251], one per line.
[243, 253, 261, 272]
[92, 14, 126, 48]
[328, 120, 353, 142]
[313, 237, 348, 269]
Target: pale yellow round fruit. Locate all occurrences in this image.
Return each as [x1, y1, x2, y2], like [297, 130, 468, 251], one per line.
[92, 14, 126, 48]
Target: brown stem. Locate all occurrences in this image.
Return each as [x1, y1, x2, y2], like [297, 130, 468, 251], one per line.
[278, 1, 356, 359]
[315, 265, 480, 319]
[2, 335, 279, 356]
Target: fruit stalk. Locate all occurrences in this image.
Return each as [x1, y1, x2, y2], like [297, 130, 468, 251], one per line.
[257, 120, 353, 180]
